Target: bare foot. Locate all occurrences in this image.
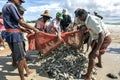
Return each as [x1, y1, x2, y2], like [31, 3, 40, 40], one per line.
[95, 63, 102, 68]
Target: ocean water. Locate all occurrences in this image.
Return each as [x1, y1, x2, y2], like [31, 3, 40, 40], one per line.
[104, 17, 120, 23]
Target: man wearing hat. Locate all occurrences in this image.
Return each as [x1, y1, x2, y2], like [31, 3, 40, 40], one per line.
[47, 12, 63, 39]
[74, 8, 112, 80]
[34, 10, 52, 32]
[2, 0, 39, 80]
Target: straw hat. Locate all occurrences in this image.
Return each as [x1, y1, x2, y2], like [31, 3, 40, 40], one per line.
[41, 10, 52, 18]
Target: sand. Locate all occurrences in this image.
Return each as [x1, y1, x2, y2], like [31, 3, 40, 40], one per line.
[0, 24, 120, 80]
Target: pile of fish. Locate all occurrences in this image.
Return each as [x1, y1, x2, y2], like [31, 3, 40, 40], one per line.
[37, 44, 88, 80]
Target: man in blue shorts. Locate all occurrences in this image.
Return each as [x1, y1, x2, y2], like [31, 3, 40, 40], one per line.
[2, 0, 39, 80]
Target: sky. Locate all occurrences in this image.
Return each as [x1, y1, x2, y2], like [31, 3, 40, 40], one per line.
[0, 0, 120, 22]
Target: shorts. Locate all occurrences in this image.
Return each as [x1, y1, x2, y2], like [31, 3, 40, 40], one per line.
[8, 42, 25, 63]
[100, 35, 112, 54]
[92, 35, 112, 54]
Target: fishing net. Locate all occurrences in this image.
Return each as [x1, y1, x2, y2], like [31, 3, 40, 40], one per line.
[27, 30, 84, 55]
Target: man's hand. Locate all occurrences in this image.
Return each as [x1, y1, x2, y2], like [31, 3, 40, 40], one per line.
[34, 28, 40, 33]
[26, 29, 33, 34]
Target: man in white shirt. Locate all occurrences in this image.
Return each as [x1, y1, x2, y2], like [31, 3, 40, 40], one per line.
[47, 12, 63, 39]
[74, 8, 112, 80]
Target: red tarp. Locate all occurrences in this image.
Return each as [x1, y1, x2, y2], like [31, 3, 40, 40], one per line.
[27, 30, 83, 55]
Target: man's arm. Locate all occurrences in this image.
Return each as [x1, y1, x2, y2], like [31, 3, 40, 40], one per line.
[96, 32, 104, 50]
[18, 19, 39, 33]
[92, 32, 104, 57]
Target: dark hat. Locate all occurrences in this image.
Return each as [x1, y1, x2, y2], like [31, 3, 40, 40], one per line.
[74, 8, 87, 17]
[17, 5, 26, 11]
[41, 10, 52, 18]
[20, 0, 25, 3]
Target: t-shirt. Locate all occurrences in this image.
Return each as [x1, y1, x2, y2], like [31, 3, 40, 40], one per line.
[60, 14, 71, 28]
[85, 14, 110, 40]
[34, 18, 49, 32]
[47, 18, 61, 34]
[2, 2, 24, 42]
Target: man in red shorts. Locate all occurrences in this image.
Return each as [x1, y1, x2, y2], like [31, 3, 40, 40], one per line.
[74, 8, 112, 80]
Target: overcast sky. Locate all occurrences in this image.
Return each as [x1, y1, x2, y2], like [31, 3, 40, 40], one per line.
[0, 0, 120, 22]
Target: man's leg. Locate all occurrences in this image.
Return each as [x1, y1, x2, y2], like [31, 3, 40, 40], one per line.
[18, 59, 25, 80]
[96, 35, 112, 68]
[82, 41, 98, 80]
[85, 51, 97, 80]
[18, 59, 33, 80]
[8, 43, 17, 67]
[23, 59, 32, 76]
[96, 54, 102, 68]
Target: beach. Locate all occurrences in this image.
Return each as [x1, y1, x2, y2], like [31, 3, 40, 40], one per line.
[0, 24, 120, 80]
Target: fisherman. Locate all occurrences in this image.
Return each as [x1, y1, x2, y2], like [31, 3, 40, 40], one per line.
[60, 9, 72, 32]
[34, 10, 52, 32]
[74, 8, 112, 80]
[17, 5, 33, 61]
[2, 0, 39, 80]
[47, 12, 63, 39]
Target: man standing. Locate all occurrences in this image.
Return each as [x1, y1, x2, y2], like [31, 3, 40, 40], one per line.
[35, 10, 52, 32]
[74, 8, 112, 80]
[47, 12, 63, 39]
[60, 9, 72, 32]
[2, 0, 39, 80]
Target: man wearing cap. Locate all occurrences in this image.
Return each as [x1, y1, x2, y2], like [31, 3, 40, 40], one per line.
[74, 8, 112, 80]
[17, 5, 33, 61]
[34, 10, 51, 32]
[2, 0, 39, 80]
[47, 12, 63, 39]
